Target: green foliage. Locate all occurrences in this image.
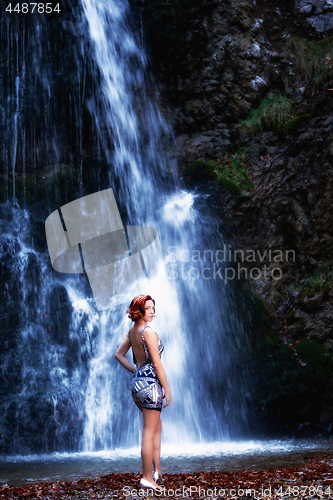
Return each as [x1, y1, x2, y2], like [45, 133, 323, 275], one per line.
[216, 149, 252, 194]
[249, 337, 299, 404]
[282, 112, 311, 134]
[184, 149, 252, 195]
[289, 260, 333, 298]
[241, 93, 294, 137]
[252, 293, 269, 317]
[289, 35, 333, 89]
[184, 159, 218, 185]
[296, 338, 333, 381]
[217, 177, 241, 195]
[243, 290, 269, 317]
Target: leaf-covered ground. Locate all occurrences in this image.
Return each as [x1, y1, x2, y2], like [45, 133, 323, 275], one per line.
[0, 454, 332, 499]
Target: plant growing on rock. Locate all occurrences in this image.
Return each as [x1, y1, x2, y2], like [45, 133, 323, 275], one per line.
[289, 260, 333, 298]
[183, 149, 252, 195]
[241, 93, 294, 137]
[289, 35, 333, 90]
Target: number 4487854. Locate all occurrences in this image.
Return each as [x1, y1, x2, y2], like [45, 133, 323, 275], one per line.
[275, 485, 333, 497]
[6, 3, 61, 13]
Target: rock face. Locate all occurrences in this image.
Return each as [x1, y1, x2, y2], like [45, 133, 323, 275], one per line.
[295, 0, 333, 33]
[202, 92, 333, 353]
[163, 0, 284, 135]
[288, 292, 333, 342]
[150, 0, 333, 161]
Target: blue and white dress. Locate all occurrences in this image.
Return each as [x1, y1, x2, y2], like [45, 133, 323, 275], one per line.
[129, 326, 164, 411]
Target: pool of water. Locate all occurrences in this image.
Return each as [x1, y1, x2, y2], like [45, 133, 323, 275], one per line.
[1, 439, 332, 487]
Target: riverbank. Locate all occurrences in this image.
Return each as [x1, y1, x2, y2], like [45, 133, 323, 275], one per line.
[1, 453, 332, 499]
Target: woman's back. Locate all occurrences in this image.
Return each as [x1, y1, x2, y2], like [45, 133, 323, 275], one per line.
[129, 325, 147, 368]
[130, 325, 162, 368]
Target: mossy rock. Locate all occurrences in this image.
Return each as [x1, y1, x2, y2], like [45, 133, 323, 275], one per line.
[184, 159, 218, 185]
[241, 290, 270, 330]
[217, 176, 241, 195]
[251, 292, 269, 318]
[289, 261, 333, 299]
[281, 112, 311, 135]
[284, 310, 295, 322]
[246, 335, 333, 431]
[184, 154, 251, 195]
[301, 282, 331, 299]
[296, 338, 333, 381]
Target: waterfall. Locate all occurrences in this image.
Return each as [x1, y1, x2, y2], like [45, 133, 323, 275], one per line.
[0, 201, 100, 453]
[0, 0, 250, 456]
[79, 0, 249, 450]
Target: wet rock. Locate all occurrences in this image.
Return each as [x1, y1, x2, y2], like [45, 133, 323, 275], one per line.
[295, 0, 333, 33]
[307, 13, 333, 32]
[150, 0, 333, 164]
[295, 0, 333, 16]
[295, 300, 333, 342]
[216, 94, 333, 327]
[174, 130, 232, 162]
[153, 0, 286, 140]
[300, 292, 326, 311]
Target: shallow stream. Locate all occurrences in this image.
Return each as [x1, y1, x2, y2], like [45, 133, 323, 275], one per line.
[1, 439, 332, 487]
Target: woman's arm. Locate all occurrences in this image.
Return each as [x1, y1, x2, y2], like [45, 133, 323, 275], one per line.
[115, 333, 136, 374]
[144, 327, 171, 408]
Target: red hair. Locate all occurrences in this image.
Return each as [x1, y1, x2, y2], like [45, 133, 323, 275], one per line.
[127, 294, 155, 321]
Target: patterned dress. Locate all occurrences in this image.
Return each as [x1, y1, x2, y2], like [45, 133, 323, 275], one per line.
[129, 326, 164, 411]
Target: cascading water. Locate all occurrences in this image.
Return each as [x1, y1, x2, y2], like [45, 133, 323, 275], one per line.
[0, 201, 100, 453]
[0, 0, 250, 458]
[79, 0, 249, 450]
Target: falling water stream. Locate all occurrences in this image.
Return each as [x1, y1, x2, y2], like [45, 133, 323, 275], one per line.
[1, 0, 332, 487]
[78, 0, 249, 450]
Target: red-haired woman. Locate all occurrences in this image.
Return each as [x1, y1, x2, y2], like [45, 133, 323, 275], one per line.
[115, 294, 171, 491]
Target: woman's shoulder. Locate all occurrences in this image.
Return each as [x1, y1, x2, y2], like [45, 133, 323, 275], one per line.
[142, 326, 159, 342]
[130, 324, 154, 337]
[142, 325, 155, 335]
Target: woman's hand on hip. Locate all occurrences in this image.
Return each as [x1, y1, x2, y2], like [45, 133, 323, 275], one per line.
[164, 389, 171, 408]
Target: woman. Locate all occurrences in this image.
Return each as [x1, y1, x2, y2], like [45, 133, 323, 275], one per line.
[115, 294, 171, 491]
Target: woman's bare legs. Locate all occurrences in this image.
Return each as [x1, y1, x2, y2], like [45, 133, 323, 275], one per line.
[152, 418, 162, 475]
[141, 408, 161, 486]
